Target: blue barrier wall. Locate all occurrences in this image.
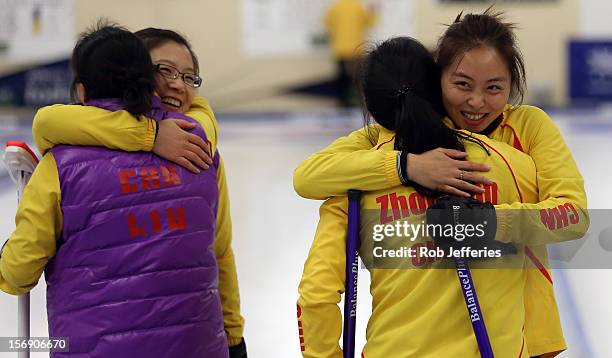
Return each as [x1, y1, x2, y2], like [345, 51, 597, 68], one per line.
[0, 59, 71, 107]
[569, 40, 612, 103]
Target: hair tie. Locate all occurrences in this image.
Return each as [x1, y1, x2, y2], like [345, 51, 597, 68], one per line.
[396, 85, 413, 98]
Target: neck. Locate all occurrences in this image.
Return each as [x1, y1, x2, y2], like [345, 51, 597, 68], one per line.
[478, 114, 503, 135]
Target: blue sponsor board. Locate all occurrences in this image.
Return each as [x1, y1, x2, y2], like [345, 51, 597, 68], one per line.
[0, 59, 71, 107]
[569, 40, 612, 103]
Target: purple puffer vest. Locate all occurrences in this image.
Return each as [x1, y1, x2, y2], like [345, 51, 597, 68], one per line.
[44, 98, 228, 358]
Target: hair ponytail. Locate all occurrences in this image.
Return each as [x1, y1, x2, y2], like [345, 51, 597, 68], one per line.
[359, 37, 463, 155]
[393, 90, 459, 154]
[119, 68, 154, 115]
[71, 21, 155, 116]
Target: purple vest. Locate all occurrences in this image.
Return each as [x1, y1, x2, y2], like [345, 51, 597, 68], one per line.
[44, 98, 228, 358]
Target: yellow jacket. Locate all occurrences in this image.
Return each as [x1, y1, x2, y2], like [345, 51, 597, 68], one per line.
[0, 97, 244, 346]
[325, 0, 376, 59]
[299, 127, 542, 357]
[294, 105, 589, 357]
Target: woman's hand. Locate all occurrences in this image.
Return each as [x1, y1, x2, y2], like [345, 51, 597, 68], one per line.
[153, 119, 213, 173]
[407, 148, 493, 197]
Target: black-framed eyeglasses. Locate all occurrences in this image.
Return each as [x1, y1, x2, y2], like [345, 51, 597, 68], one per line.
[154, 63, 202, 88]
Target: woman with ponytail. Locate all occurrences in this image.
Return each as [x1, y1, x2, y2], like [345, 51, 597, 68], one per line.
[29, 27, 247, 357]
[297, 36, 545, 357]
[296, 9, 587, 358]
[69, 23, 155, 115]
[0, 23, 232, 357]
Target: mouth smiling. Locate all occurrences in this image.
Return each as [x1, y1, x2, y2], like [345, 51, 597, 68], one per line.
[460, 111, 487, 126]
[161, 97, 182, 109]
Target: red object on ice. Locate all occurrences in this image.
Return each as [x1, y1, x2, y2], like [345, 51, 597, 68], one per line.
[5, 141, 39, 163]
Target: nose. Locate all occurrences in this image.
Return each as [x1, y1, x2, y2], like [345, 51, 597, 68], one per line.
[467, 90, 485, 110]
[165, 76, 186, 93]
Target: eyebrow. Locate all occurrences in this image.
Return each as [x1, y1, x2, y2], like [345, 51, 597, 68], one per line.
[451, 71, 508, 82]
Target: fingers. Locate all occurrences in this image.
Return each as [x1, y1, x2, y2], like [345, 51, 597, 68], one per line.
[459, 160, 491, 173]
[186, 132, 211, 156]
[184, 145, 210, 170]
[173, 119, 196, 130]
[171, 119, 211, 157]
[438, 165, 495, 195]
[413, 148, 494, 197]
[436, 148, 490, 172]
[452, 177, 486, 194]
[187, 142, 213, 165]
[437, 169, 490, 197]
[176, 157, 201, 174]
[438, 184, 471, 198]
[184, 150, 208, 171]
[167, 119, 212, 159]
[154, 119, 213, 173]
[439, 148, 467, 158]
[461, 171, 493, 186]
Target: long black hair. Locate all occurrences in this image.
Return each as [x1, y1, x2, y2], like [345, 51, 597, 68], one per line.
[71, 21, 155, 115]
[358, 36, 463, 155]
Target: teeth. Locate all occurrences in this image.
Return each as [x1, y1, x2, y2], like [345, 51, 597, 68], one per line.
[463, 112, 485, 121]
[162, 97, 181, 107]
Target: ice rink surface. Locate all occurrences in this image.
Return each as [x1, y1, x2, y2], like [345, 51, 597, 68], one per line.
[0, 109, 610, 357]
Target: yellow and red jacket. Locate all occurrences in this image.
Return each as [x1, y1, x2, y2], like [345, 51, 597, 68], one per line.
[294, 105, 589, 357]
[298, 126, 589, 357]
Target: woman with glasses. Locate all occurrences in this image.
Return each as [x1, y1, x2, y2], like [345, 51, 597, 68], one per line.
[141, 28, 203, 114]
[1, 23, 230, 357]
[156, 63, 202, 88]
[29, 27, 247, 358]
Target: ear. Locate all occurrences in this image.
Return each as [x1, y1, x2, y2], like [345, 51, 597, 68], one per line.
[76, 83, 86, 103]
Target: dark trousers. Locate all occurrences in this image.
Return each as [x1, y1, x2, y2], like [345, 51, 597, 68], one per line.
[336, 59, 356, 107]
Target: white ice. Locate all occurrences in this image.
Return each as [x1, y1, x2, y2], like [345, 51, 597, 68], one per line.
[0, 110, 610, 357]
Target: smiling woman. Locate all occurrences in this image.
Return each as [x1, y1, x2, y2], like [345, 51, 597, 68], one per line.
[440, 46, 512, 133]
[134, 28, 202, 113]
[27, 25, 248, 358]
[436, 10, 526, 135]
[0, 23, 233, 357]
[148, 40, 198, 113]
[292, 8, 588, 358]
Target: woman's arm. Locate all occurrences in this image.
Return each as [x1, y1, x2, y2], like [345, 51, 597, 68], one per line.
[297, 197, 347, 358]
[212, 155, 245, 347]
[33, 104, 157, 153]
[294, 125, 400, 199]
[0, 154, 61, 295]
[31, 99, 213, 173]
[294, 124, 491, 200]
[494, 107, 589, 245]
[185, 102, 246, 341]
[185, 96, 219, 148]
